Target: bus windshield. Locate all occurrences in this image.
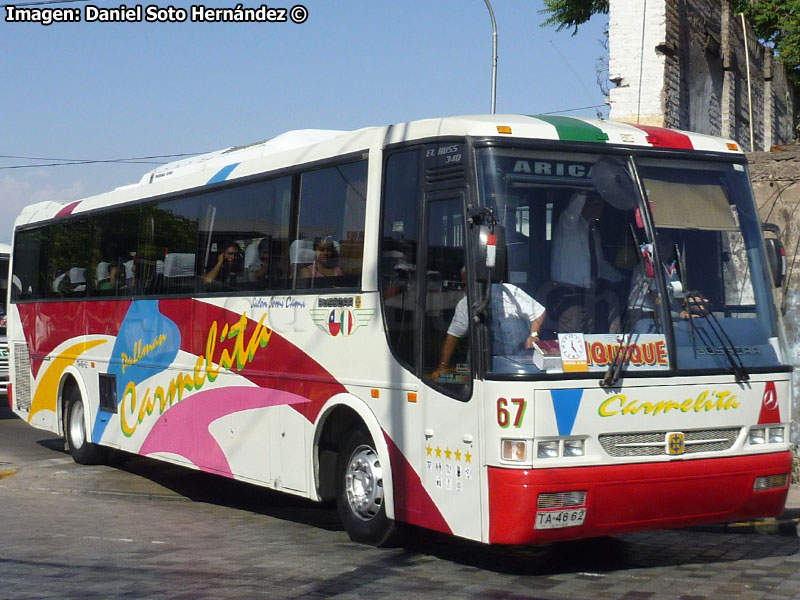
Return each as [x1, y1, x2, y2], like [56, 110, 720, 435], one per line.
[477, 147, 788, 377]
[638, 157, 785, 373]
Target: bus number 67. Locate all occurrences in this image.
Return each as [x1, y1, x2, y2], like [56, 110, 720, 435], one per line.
[497, 397, 527, 429]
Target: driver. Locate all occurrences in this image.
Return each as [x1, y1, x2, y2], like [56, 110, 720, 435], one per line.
[433, 272, 545, 380]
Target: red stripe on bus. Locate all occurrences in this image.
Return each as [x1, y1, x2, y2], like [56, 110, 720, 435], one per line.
[18, 301, 132, 378]
[55, 201, 82, 217]
[628, 124, 694, 149]
[384, 432, 452, 535]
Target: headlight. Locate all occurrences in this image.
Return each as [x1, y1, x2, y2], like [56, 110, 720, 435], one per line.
[563, 439, 585, 457]
[749, 427, 766, 445]
[537, 440, 559, 459]
[768, 427, 785, 444]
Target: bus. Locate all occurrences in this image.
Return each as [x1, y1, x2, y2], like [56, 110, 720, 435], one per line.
[0, 243, 9, 396]
[7, 114, 794, 546]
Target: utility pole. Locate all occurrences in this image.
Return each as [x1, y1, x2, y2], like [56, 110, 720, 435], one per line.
[484, 0, 498, 114]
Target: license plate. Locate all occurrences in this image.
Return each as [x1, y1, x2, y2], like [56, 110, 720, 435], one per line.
[534, 508, 586, 530]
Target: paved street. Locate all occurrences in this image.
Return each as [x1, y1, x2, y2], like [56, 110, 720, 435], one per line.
[1, 403, 799, 600]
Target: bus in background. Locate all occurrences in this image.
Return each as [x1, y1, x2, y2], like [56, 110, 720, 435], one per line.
[7, 115, 794, 546]
[0, 242, 9, 397]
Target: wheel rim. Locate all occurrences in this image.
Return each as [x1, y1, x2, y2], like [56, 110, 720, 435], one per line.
[69, 401, 85, 450]
[344, 444, 384, 521]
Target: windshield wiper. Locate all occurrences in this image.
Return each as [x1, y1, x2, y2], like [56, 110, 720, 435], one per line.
[685, 294, 750, 381]
[674, 245, 749, 381]
[601, 227, 653, 388]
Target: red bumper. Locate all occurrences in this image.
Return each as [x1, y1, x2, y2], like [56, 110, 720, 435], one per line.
[488, 452, 792, 545]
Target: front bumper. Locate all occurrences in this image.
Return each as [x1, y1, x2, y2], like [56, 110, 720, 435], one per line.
[488, 451, 792, 544]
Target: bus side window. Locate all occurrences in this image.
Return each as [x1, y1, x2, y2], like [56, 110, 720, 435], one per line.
[423, 196, 470, 398]
[46, 219, 89, 299]
[296, 161, 367, 290]
[12, 228, 48, 300]
[89, 206, 139, 298]
[380, 150, 420, 372]
[199, 176, 291, 293]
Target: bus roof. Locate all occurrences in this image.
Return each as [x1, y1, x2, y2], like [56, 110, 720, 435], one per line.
[14, 114, 743, 227]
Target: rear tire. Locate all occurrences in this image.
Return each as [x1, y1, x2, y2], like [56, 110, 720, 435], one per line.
[64, 387, 106, 465]
[335, 428, 402, 547]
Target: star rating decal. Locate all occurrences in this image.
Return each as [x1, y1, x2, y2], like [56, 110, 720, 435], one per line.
[425, 444, 471, 463]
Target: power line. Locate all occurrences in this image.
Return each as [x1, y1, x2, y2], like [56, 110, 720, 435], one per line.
[0, 152, 210, 170]
[541, 104, 607, 115]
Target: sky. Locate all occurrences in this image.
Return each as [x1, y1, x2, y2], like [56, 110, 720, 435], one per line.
[1, 0, 610, 244]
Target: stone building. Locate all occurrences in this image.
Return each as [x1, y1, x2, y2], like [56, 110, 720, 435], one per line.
[608, 0, 795, 150]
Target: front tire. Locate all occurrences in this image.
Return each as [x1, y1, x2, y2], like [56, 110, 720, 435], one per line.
[335, 428, 401, 547]
[64, 387, 106, 465]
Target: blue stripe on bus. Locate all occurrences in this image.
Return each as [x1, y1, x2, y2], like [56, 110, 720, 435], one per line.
[207, 163, 240, 184]
[91, 300, 181, 443]
[550, 389, 583, 436]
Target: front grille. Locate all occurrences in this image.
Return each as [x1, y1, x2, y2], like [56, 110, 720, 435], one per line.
[538, 491, 587, 509]
[599, 427, 741, 457]
[425, 164, 466, 185]
[13, 343, 32, 411]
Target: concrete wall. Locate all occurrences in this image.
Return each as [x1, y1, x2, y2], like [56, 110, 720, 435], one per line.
[609, 0, 795, 149]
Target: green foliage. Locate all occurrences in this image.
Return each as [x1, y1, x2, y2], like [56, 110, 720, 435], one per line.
[539, 0, 609, 35]
[732, 0, 800, 89]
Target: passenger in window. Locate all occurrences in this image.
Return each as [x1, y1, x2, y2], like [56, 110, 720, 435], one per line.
[96, 261, 118, 291]
[204, 241, 244, 285]
[124, 256, 136, 289]
[246, 238, 271, 284]
[550, 190, 622, 333]
[54, 267, 87, 296]
[300, 236, 343, 280]
[432, 268, 545, 381]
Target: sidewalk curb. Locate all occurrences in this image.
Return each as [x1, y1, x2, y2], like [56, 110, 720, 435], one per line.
[724, 509, 800, 536]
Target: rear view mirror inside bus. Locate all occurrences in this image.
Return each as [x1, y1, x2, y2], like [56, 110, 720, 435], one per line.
[591, 157, 637, 211]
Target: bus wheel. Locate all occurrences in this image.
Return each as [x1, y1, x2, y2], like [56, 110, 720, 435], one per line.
[335, 428, 401, 547]
[64, 388, 105, 465]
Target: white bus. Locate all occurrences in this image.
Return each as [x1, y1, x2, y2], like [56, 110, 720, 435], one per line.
[0, 242, 9, 396]
[8, 114, 793, 546]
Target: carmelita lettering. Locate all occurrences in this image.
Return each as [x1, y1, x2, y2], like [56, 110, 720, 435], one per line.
[5, 6, 80, 25]
[120, 312, 272, 437]
[599, 390, 739, 417]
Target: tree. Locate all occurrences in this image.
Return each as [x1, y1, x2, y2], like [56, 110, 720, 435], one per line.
[732, 0, 800, 89]
[539, 0, 608, 35]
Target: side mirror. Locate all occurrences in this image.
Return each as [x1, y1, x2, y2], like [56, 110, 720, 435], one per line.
[762, 223, 786, 288]
[475, 224, 506, 283]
